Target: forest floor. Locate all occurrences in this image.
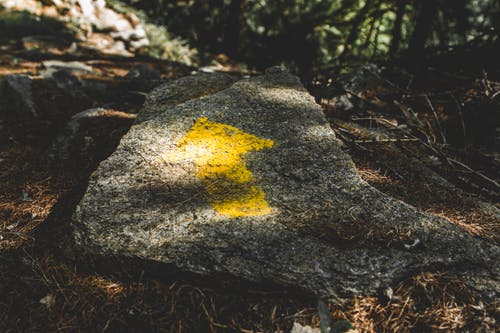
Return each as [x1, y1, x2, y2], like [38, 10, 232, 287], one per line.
[1, 6, 499, 333]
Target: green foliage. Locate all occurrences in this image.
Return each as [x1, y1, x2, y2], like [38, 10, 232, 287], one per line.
[107, 0, 198, 65]
[144, 23, 198, 66]
[119, 0, 499, 76]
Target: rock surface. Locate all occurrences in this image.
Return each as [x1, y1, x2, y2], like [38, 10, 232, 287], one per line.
[137, 72, 238, 122]
[4, 0, 149, 56]
[0, 73, 91, 143]
[49, 108, 136, 171]
[70, 68, 498, 298]
[120, 63, 162, 93]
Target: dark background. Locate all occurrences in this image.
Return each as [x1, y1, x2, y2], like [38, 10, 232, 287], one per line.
[122, 0, 499, 82]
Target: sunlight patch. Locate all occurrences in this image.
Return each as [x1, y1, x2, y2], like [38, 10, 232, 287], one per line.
[165, 117, 274, 217]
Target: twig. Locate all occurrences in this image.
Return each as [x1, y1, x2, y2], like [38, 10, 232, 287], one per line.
[482, 70, 493, 97]
[490, 90, 500, 101]
[354, 138, 419, 143]
[447, 158, 500, 190]
[200, 303, 229, 330]
[450, 94, 466, 139]
[284, 308, 316, 319]
[423, 94, 446, 144]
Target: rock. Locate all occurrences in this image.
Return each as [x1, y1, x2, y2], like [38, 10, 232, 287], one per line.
[2, 74, 38, 118]
[0, 74, 38, 141]
[69, 68, 498, 298]
[121, 64, 162, 93]
[290, 323, 320, 333]
[137, 72, 239, 122]
[75, 0, 94, 18]
[93, 7, 133, 32]
[335, 63, 382, 95]
[45, 69, 90, 104]
[318, 64, 385, 115]
[0, 73, 91, 143]
[42, 60, 93, 74]
[21, 35, 72, 54]
[50, 108, 136, 170]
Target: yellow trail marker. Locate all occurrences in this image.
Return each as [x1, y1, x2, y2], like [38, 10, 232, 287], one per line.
[166, 117, 275, 217]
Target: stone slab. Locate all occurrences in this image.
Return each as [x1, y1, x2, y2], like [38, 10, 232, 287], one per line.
[70, 67, 498, 297]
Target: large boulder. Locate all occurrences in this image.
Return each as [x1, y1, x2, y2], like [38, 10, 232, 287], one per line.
[70, 67, 498, 298]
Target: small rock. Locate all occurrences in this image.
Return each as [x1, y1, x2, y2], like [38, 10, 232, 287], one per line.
[1, 71, 95, 143]
[42, 60, 93, 74]
[122, 63, 161, 88]
[290, 323, 320, 333]
[92, 7, 132, 32]
[39, 294, 56, 308]
[385, 286, 394, 301]
[3, 74, 38, 118]
[127, 36, 149, 51]
[45, 70, 90, 104]
[50, 108, 135, 170]
[21, 190, 33, 202]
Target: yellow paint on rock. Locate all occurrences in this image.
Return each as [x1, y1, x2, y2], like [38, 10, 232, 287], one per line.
[166, 117, 274, 217]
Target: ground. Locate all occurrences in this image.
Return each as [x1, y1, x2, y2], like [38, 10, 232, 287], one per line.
[0, 4, 499, 333]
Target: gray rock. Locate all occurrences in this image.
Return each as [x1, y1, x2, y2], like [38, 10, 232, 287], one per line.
[124, 64, 160, 81]
[0, 73, 91, 143]
[3, 74, 38, 118]
[50, 108, 136, 170]
[121, 64, 162, 93]
[46, 70, 90, 103]
[70, 68, 499, 298]
[336, 63, 381, 94]
[42, 60, 94, 74]
[0, 74, 38, 142]
[318, 64, 384, 115]
[137, 72, 239, 122]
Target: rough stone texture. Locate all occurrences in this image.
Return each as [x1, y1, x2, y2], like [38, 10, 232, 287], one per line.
[0, 74, 91, 143]
[120, 63, 162, 93]
[137, 72, 238, 122]
[49, 108, 136, 170]
[2, 74, 38, 118]
[46, 69, 91, 103]
[70, 68, 498, 298]
[0, 74, 39, 142]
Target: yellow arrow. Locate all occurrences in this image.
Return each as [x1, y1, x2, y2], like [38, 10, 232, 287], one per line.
[165, 117, 275, 217]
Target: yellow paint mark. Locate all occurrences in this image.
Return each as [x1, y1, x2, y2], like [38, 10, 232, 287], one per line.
[165, 117, 274, 217]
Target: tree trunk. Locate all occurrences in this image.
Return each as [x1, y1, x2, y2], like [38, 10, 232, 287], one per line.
[339, 0, 375, 61]
[224, 0, 244, 57]
[408, 0, 438, 62]
[389, 0, 407, 58]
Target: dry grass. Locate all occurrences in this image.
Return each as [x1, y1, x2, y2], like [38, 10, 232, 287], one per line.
[350, 143, 499, 243]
